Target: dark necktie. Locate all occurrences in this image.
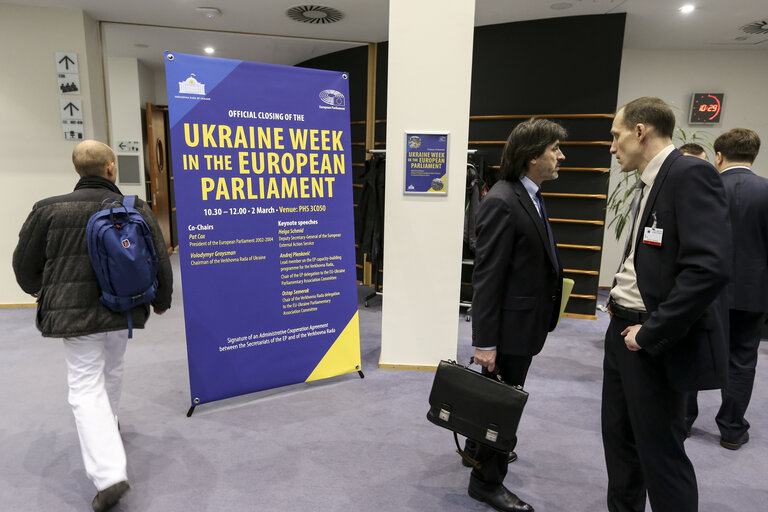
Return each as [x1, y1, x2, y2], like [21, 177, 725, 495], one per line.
[622, 179, 646, 259]
[535, 189, 558, 267]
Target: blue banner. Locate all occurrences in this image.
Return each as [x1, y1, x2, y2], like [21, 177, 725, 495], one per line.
[165, 52, 360, 406]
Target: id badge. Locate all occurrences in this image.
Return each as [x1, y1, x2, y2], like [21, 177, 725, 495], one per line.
[643, 226, 663, 246]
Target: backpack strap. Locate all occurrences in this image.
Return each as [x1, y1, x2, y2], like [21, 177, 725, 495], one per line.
[123, 195, 137, 208]
[126, 312, 133, 339]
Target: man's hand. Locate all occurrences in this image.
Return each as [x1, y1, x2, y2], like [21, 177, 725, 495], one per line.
[621, 324, 643, 351]
[153, 307, 167, 315]
[474, 348, 497, 372]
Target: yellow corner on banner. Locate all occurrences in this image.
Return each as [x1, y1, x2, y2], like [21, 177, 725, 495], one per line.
[306, 311, 361, 382]
[425, 173, 447, 193]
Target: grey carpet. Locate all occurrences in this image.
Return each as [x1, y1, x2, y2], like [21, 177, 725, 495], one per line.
[1, 253, 766, 511]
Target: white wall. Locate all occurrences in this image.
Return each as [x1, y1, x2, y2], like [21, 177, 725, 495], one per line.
[599, 49, 768, 287]
[0, 4, 107, 305]
[106, 57, 147, 199]
[154, 70, 169, 106]
[138, 60, 157, 107]
[379, 0, 476, 368]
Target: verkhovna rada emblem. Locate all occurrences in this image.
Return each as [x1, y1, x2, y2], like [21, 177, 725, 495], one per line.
[179, 73, 206, 95]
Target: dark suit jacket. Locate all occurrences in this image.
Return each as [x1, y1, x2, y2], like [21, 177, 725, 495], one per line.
[721, 166, 768, 313]
[633, 150, 731, 390]
[472, 179, 562, 357]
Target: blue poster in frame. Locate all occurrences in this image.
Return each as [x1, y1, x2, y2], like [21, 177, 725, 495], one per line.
[404, 131, 449, 194]
[164, 52, 361, 406]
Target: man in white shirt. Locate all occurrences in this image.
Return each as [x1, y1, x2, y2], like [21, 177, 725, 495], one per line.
[603, 97, 730, 512]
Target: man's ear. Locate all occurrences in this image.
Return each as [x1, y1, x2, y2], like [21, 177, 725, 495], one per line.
[635, 123, 647, 142]
[105, 161, 117, 180]
[715, 152, 724, 168]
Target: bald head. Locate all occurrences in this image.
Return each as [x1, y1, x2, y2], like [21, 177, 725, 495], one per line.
[72, 140, 116, 180]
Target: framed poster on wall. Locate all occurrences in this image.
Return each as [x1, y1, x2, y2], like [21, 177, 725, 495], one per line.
[404, 131, 449, 195]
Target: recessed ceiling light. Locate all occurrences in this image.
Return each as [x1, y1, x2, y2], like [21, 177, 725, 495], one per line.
[204, 47, 215, 54]
[550, 2, 573, 9]
[196, 7, 222, 19]
[679, 4, 695, 14]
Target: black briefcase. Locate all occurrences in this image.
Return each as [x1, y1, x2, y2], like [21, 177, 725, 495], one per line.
[427, 359, 528, 454]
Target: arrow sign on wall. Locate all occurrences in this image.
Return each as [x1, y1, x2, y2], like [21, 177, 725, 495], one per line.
[63, 102, 79, 116]
[60, 98, 83, 121]
[55, 52, 79, 74]
[58, 55, 75, 70]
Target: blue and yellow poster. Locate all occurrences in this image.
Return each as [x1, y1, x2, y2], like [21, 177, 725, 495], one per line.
[165, 52, 360, 406]
[404, 132, 449, 194]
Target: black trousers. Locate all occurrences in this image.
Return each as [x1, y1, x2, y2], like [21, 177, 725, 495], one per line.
[602, 316, 697, 512]
[687, 309, 765, 439]
[468, 353, 532, 489]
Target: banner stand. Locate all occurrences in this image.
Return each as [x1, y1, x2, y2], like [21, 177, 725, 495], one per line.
[165, 52, 363, 414]
[185, 369, 365, 417]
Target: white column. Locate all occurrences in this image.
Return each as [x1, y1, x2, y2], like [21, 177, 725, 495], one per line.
[379, 0, 476, 369]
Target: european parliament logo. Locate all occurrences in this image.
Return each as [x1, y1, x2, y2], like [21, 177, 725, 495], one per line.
[319, 89, 346, 109]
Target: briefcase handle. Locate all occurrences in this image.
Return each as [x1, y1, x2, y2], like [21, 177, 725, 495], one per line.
[467, 356, 505, 384]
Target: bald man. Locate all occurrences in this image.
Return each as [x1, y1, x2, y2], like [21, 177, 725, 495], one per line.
[13, 140, 173, 511]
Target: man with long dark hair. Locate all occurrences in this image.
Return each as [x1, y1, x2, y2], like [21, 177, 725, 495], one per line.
[468, 118, 565, 512]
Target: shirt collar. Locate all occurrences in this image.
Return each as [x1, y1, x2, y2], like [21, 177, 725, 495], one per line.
[721, 165, 750, 174]
[520, 175, 539, 197]
[640, 144, 675, 188]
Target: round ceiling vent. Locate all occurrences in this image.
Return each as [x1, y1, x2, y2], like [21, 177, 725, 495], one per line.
[286, 5, 344, 24]
[740, 20, 768, 35]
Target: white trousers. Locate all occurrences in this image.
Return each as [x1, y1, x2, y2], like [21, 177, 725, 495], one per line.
[63, 330, 128, 491]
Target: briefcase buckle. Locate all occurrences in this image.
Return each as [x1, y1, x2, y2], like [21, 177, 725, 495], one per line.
[485, 428, 499, 442]
[439, 408, 451, 422]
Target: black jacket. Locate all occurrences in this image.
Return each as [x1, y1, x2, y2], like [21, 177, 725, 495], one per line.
[721, 166, 768, 313]
[633, 150, 730, 390]
[13, 176, 173, 337]
[471, 179, 562, 356]
[356, 155, 386, 267]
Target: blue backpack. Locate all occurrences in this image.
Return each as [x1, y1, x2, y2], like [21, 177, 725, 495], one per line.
[86, 196, 159, 338]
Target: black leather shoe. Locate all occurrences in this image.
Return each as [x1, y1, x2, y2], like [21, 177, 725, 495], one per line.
[720, 432, 749, 450]
[468, 483, 534, 512]
[92, 481, 130, 512]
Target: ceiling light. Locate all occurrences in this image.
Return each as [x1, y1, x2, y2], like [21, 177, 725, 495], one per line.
[679, 4, 695, 14]
[550, 2, 573, 9]
[196, 7, 222, 19]
[204, 47, 215, 54]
